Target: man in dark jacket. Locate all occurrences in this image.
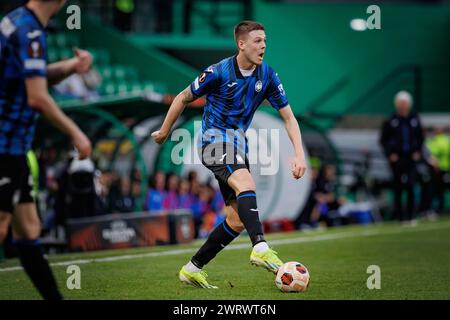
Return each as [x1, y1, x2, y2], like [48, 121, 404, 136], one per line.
[380, 91, 424, 223]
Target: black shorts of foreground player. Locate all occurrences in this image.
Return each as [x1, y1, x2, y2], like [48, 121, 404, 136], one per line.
[151, 21, 307, 288]
[0, 0, 92, 299]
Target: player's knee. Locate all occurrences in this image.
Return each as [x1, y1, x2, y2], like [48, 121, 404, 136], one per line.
[235, 182, 256, 195]
[26, 224, 41, 240]
[15, 223, 41, 241]
[229, 170, 256, 194]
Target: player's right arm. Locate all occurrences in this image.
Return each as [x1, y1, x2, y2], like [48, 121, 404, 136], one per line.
[151, 86, 196, 144]
[26, 77, 92, 159]
[15, 25, 91, 159]
[152, 65, 219, 144]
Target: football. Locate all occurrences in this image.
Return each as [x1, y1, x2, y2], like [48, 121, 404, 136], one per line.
[275, 261, 310, 293]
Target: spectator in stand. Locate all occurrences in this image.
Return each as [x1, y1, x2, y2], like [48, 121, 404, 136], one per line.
[310, 164, 346, 227]
[416, 136, 437, 218]
[197, 185, 215, 238]
[131, 178, 141, 211]
[53, 68, 101, 101]
[210, 186, 225, 217]
[294, 166, 319, 230]
[93, 169, 113, 215]
[379, 91, 424, 224]
[198, 184, 226, 238]
[113, 0, 135, 32]
[187, 170, 199, 185]
[178, 179, 193, 210]
[163, 173, 179, 210]
[189, 184, 212, 238]
[110, 176, 135, 213]
[145, 171, 166, 212]
[426, 125, 450, 214]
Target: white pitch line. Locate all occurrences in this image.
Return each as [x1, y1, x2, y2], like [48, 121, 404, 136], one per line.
[0, 222, 449, 273]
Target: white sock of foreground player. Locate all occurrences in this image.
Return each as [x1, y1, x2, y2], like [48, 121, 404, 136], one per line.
[185, 260, 202, 273]
[253, 241, 269, 253]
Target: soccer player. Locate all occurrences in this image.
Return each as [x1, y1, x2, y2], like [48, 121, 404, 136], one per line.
[152, 21, 307, 288]
[0, 0, 92, 299]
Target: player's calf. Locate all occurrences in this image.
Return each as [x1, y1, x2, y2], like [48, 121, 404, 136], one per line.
[12, 204, 62, 300]
[0, 212, 11, 243]
[191, 220, 241, 268]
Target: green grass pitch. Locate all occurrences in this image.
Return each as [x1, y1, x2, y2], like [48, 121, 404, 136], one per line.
[1, 216, 449, 300]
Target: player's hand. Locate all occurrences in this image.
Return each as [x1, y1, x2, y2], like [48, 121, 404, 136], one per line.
[412, 151, 421, 161]
[291, 156, 307, 180]
[73, 48, 93, 74]
[72, 131, 92, 160]
[151, 130, 169, 144]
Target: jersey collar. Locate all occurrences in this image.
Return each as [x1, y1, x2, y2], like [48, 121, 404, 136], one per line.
[233, 55, 261, 79]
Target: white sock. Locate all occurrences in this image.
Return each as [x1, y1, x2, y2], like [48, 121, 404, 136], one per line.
[253, 241, 269, 253]
[185, 261, 202, 273]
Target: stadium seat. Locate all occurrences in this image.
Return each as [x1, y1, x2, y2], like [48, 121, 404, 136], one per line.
[54, 33, 78, 48]
[113, 66, 127, 80]
[130, 82, 144, 94]
[89, 49, 111, 66]
[98, 66, 114, 80]
[116, 81, 130, 95]
[99, 81, 117, 95]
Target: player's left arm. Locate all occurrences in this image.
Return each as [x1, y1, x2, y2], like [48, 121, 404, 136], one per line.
[47, 48, 93, 86]
[266, 68, 307, 179]
[278, 105, 307, 180]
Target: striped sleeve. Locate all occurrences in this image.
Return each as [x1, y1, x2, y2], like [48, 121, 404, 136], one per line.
[190, 65, 219, 97]
[16, 26, 47, 78]
[266, 68, 289, 110]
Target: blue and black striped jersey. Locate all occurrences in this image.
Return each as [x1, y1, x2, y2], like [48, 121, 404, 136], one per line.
[0, 6, 47, 155]
[191, 55, 288, 154]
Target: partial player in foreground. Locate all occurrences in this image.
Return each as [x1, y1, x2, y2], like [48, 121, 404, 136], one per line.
[0, 0, 92, 299]
[152, 21, 307, 288]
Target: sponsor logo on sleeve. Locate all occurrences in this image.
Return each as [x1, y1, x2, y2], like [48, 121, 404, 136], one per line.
[198, 72, 206, 83]
[28, 41, 43, 58]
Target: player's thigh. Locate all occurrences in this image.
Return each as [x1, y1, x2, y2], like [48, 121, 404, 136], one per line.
[11, 203, 41, 240]
[0, 212, 11, 242]
[227, 168, 256, 194]
[224, 201, 244, 232]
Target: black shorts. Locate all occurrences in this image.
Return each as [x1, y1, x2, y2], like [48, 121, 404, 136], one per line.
[0, 154, 34, 213]
[201, 143, 249, 205]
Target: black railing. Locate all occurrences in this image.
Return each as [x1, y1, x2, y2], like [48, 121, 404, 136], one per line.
[305, 65, 449, 123]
